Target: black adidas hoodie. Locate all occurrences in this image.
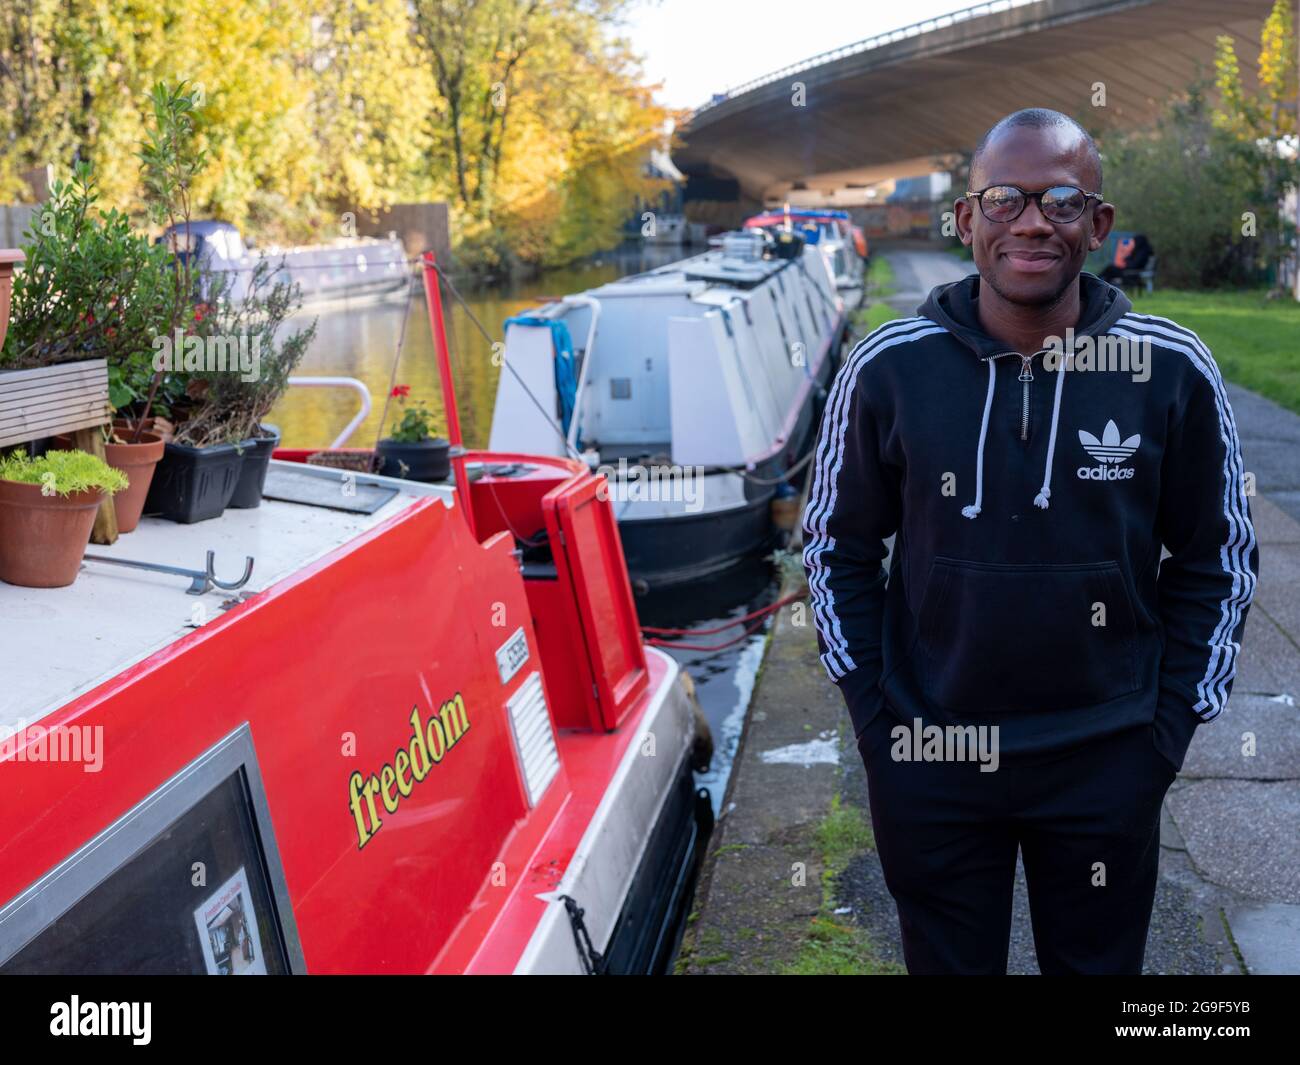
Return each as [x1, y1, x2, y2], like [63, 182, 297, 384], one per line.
[802, 271, 1258, 769]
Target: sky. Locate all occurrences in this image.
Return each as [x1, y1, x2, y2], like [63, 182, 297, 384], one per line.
[620, 0, 999, 111]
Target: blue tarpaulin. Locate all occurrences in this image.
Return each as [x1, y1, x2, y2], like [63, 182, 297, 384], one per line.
[503, 315, 579, 441]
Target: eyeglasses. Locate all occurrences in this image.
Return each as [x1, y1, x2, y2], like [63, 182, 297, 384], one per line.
[964, 184, 1102, 224]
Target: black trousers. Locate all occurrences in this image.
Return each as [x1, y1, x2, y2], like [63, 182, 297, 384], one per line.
[855, 706, 1179, 975]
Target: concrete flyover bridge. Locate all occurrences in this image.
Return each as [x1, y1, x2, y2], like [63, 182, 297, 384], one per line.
[674, 0, 1286, 214]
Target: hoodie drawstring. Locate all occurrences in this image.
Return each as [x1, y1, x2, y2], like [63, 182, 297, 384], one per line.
[1034, 350, 1070, 509]
[963, 350, 1070, 519]
[962, 358, 997, 519]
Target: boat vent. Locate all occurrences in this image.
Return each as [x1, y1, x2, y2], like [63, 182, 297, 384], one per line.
[506, 672, 560, 807]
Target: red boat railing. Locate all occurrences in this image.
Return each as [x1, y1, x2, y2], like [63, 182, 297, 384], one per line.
[421, 250, 477, 540]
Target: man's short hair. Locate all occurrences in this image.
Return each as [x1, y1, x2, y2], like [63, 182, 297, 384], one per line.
[970, 108, 1102, 191]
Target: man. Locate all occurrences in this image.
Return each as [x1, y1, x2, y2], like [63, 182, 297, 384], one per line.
[801, 109, 1257, 975]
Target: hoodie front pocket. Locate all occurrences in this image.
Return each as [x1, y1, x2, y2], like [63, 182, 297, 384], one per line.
[916, 556, 1139, 714]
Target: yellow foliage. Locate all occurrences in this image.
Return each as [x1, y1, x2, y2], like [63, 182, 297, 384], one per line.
[1213, 0, 1297, 141]
[0, 0, 672, 267]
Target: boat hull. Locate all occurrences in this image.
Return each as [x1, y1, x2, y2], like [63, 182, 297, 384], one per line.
[618, 490, 776, 592]
[510, 647, 711, 974]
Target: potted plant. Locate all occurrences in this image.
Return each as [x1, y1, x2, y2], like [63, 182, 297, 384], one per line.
[132, 83, 315, 518]
[0, 449, 127, 587]
[156, 255, 315, 513]
[51, 422, 166, 534]
[0, 156, 181, 542]
[377, 385, 450, 482]
[0, 165, 173, 375]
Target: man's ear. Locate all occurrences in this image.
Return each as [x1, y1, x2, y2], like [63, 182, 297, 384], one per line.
[1089, 201, 1116, 250]
[954, 197, 975, 245]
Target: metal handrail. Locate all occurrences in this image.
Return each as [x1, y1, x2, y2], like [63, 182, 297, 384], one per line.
[562, 297, 601, 453]
[286, 375, 372, 449]
[690, 0, 1041, 119]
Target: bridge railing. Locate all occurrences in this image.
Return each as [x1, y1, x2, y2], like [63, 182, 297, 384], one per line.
[690, 0, 1041, 120]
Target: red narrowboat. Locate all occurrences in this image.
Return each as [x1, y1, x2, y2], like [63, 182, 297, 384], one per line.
[0, 256, 713, 975]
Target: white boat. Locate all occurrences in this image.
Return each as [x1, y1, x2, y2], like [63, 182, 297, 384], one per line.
[489, 229, 849, 591]
[744, 209, 867, 311]
[162, 220, 409, 308]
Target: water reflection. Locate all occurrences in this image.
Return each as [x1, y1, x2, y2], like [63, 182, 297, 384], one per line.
[636, 557, 779, 817]
[269, 242, 687, 450]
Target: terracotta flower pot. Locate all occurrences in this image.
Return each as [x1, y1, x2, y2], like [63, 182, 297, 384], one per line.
[55, 430, 165, 533]
[0, 249, 24, 354]
[0, 478, 103, 588]
[113, 416, 175, 443]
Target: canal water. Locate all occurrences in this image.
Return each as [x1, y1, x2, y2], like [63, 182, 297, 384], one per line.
[269, 241, 777, 816]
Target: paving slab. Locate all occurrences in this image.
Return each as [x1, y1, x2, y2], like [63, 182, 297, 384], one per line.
[1228, 609, 1300, 698]
[1252, 544, 1300, 639]
[1224, 902, 1300, 975]
[1248, 493, 1300, 545]
[1263, 490, 1300, 525]
[1166, 779, 1300, 904]
[1227, 383, 1300, 444]
[1181, 693, 1300, 780]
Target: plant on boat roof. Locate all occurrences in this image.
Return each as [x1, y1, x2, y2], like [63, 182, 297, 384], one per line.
[169, 257, 318, 447]
[131, 80, 316, 449]
[0, 449, 128, 495]
[386, 384, 439, 443]
[0, 162, 174, 372]
[141, 80, 207, 335]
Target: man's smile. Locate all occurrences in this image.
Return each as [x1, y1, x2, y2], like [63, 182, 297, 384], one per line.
[1001, 248, 1061, 272]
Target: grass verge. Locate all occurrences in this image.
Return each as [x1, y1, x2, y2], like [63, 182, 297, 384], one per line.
[780, 794, 905, 975]
[1128, 288, 1300, 416]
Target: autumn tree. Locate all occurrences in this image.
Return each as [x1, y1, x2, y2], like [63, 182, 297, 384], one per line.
[0, 0, 674, 271]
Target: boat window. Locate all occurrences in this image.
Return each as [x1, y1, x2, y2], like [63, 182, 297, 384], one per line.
[0, 726, 303, 975]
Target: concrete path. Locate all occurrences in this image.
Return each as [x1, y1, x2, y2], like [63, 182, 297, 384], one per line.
[680, 247, 1300, 974]
[876, 240, 971, 316]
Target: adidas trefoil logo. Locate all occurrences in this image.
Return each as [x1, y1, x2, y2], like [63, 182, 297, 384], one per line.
[1077, 419, 1140, 481]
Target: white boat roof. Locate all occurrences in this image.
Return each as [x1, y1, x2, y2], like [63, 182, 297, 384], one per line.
[0, 462, 452, 735]
[587, 245, 801, 298]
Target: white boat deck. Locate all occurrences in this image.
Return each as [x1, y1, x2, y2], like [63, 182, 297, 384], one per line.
[0, 463, 452, 734]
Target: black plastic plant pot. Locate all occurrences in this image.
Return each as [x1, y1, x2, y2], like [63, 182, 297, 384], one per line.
[376, 437, 451, 483]
[142, 441, 245, 524]
[228, 424, 282, 509]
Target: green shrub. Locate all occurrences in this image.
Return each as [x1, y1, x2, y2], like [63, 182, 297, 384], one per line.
[1, 162, 174, 371]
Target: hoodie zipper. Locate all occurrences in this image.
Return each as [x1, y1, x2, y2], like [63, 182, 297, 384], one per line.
[1016, 355, 1034, 441]
[990, 352, 1038, 442]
